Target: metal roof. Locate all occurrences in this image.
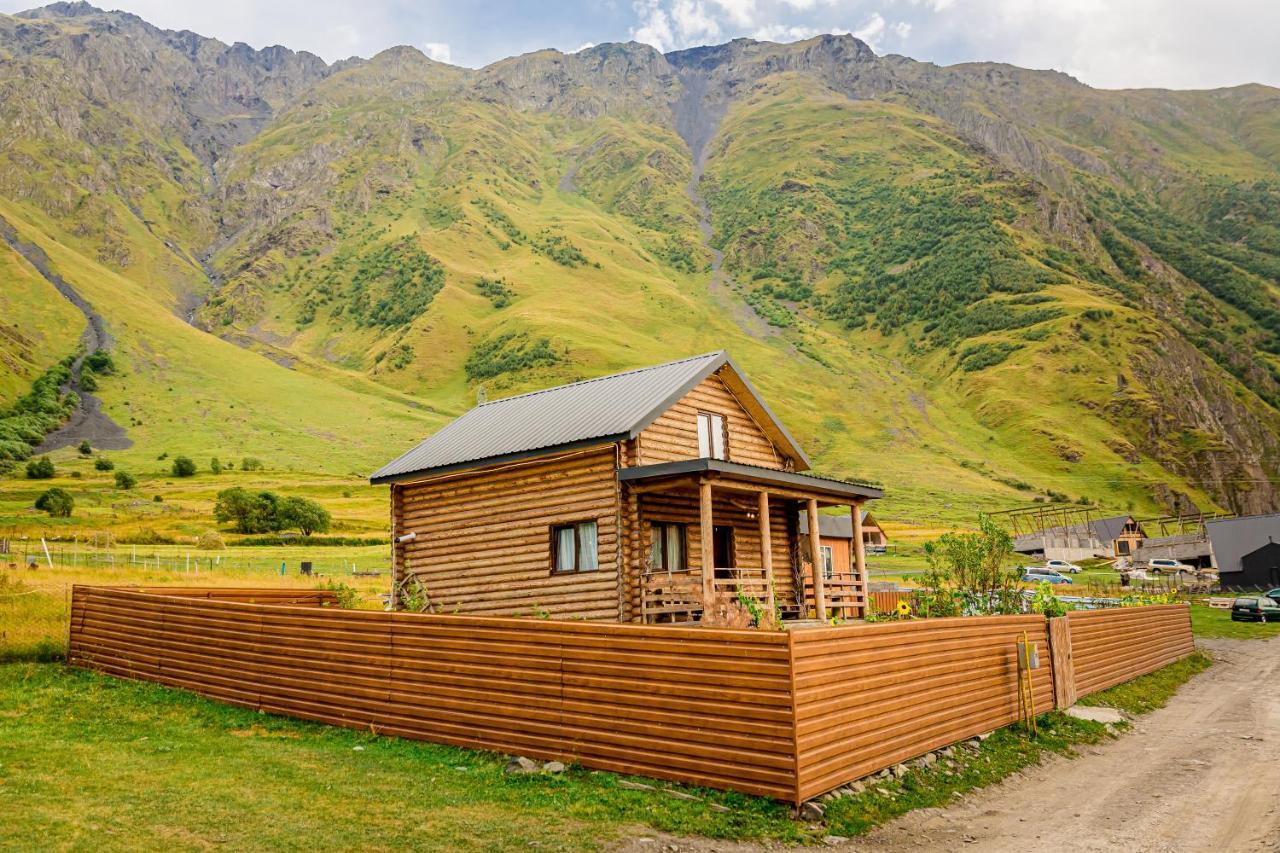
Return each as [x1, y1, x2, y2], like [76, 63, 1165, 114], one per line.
[370, 351, 810, 484]
[617, 458, 883, 502]
[797, 510, 876, 538]
[1206, 512, 1280, 574]
[1090, 515, 1139, 544]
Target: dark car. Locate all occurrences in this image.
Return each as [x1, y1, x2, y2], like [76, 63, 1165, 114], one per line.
[1231, 596, 1280, 623]
[1266, 588, 1280, 605]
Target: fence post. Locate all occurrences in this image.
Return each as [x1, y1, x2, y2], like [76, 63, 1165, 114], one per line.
[1047, 616, 1077, 709]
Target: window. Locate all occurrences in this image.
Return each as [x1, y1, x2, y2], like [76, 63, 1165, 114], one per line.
[696, 412, 726, 460]
[819, 544, 834, 580]
[648, 522, 686, 571]
[552, 520, 598, 572]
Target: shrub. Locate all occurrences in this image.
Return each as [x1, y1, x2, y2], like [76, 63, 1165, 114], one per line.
[25, 456, 55, 479]
[94, 457, 114, 471]
[34, 487, 74, 517]
[210, 457, 223, 474]
[114, 470, 137, 489]
[78, 440, 92, 456]
[318, 580, 361, 609]
[84, 351, 116, 374]
[171, 456, 196, 477]
[153, 494, 163, 502]
[241, 457, 263, 472]
[916, 515, 1024, 617]
[197, 530, 226, 550]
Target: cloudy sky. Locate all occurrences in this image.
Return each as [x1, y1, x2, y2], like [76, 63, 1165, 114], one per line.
[3, 0, 1276, 90]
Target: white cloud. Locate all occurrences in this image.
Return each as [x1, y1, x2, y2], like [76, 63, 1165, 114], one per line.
[851, 11, 885, 47]
[753, 22, 821, 41]
[709, 0, 759, 27]
[572, 42, 597, 53]
[672, 0, 722, 41]
[891, 20, 911, 40]
[423, 42, 452, 63]
[631, 0, 676, 51]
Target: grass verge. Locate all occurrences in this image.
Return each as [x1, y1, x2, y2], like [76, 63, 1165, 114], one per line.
[1190, 603, 1280, 640]
[1077, 652, 1212, 715]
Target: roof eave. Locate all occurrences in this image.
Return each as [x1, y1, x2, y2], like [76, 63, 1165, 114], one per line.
[368, 434, 628, 485]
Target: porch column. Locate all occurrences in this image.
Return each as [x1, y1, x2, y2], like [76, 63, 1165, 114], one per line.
[758, 491, 776, 612]
[806, 498, 826, 621]
[700, 478, 715, 604]
[851, 501, 867, 618]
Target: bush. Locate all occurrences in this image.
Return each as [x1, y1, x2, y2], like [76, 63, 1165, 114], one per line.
[34, 487, 74, 517]
[241, 457, 263, 472]
[84, 351, 116, 374]
[153, 494, 163, 502]
[210, 457, 223, 474]
[114, 470, 137, 489]
[25, 456, 55, 479]
[78, 440, 92, 456]
[171, 456, 196, 477]
[915, 515, 1024, 617]
[94, 457, 114, 471]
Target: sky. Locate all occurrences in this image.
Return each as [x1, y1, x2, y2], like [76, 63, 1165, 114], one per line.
[2, 0, 1277, 90]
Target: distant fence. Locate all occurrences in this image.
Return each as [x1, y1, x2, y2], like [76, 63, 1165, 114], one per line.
[69, 587, 1194, 804]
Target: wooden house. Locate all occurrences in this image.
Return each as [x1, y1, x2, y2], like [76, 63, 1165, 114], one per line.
[370, 351, 882, 623]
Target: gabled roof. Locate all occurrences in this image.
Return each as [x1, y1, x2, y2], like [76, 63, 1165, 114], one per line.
[797, 510, 881, 539]
[1090, 515, 1142, 544]
[370, 350, 810, 484]
[1206, 512, 1280, 574]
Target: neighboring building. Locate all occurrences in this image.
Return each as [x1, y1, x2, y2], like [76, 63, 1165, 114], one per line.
[370, 351, 882, 623]
[798, 510, 888, 582]
[1206, 513, 1280, 588]
[1013, 513, 1146, 561]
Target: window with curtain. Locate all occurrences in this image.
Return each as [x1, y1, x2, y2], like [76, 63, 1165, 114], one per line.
[696, 411, 726, 460]
[820, 544, 834, 580]
[648, 522, 686, 571]
[552, 520, 598, 572]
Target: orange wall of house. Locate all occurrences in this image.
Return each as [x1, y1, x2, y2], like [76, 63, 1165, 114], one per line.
[820, 536, 853, 575]
[636, 372, 786, 469]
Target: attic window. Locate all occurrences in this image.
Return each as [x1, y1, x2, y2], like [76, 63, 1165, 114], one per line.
[696, 412, 726, 460]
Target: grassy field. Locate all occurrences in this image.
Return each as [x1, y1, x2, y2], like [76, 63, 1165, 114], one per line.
[1189, 602, 1280, 639]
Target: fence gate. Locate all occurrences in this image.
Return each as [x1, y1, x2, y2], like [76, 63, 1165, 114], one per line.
[1048, 616, 1077, 708]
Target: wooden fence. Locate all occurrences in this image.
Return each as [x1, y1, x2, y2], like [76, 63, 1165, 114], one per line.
[68, 586, 1193, 804]
[1066, 605, 1195, 696]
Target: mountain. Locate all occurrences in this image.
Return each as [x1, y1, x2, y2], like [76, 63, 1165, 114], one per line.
[2, 2, 1279, 523]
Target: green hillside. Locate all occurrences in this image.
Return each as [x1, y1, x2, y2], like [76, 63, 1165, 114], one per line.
[2, 4, 1279, 536]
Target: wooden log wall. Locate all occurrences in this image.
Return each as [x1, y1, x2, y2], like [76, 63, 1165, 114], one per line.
[1065, 605, 1194, 697]
[395, 446, 620, 620]
[637, 373, 786, 469]
[69, 586, 797, 800]
[789, 615, 1056, 802]
[68, 589, 1198, 804]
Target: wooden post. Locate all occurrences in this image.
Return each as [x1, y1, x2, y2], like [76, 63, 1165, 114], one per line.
[806, 499, 826, 621]
[758, 491, 775, 613]
[851, 501, 867, 618]
[700, 478, 715, 605]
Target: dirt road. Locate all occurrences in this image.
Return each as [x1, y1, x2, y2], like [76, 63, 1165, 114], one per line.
[615, 637, 1280, 853]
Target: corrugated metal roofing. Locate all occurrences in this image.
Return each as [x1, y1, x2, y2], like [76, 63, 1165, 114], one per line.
[370, 352, 729, 483]
[1090, 515, 1138, 544]
[797, 511, 871, 538]
[1206, 512, 1280, 574]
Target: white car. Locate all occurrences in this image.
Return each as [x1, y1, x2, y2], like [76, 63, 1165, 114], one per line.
[1147, 558, 1194, 575]
[1043, 559, 1082, 574]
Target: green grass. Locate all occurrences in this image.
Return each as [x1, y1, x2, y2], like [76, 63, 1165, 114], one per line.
[1077, 651, 1213, 714]
[0, 663, 806, 851]
[1190, 604, 1280, 639]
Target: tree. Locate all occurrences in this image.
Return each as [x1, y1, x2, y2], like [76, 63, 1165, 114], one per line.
[114, 470, 137, 489]
[94, 457, 114, 471]
[210, 457, 223, 474]
[276, 496, 331, 536]
[171, 456, 196, 477]
[917, 515, 1024, 616]
[213, 487, 278, 534]
[241, 457, 263, 472]
[26, 456, 55, 479]
[35, 487, 74, 517]
[78, 440, 92, 456]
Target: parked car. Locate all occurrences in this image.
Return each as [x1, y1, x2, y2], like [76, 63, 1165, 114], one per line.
[1043, 559, 1082, 574]
[1147, 558, 1195, 576]
[1231, 596, 1280, 623]
[1022, 568, 1073, 585]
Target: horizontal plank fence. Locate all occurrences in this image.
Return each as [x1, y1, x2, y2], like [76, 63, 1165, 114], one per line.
[68, 587, 1194, 804]
[1066, 605, 1195, 696]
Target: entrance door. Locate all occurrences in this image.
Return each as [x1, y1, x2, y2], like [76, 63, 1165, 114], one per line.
[713, 526, 735, 578]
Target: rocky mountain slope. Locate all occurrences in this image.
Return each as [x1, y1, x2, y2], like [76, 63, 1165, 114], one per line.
[2, 2, 1279, 519]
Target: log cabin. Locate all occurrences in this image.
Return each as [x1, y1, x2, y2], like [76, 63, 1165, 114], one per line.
[370, 351, 882, 623]
[798, 509, 889, 587]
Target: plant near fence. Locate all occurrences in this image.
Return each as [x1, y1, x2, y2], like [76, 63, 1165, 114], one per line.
[917, 515, 1024, 617]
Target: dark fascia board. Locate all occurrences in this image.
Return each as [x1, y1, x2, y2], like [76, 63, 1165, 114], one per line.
[367, 435, 626, 485]
[621, 350, 812, 472]
[618, 458, 884, 501]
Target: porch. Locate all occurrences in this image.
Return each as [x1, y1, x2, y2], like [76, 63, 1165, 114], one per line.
[618, 459, 883, 625]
